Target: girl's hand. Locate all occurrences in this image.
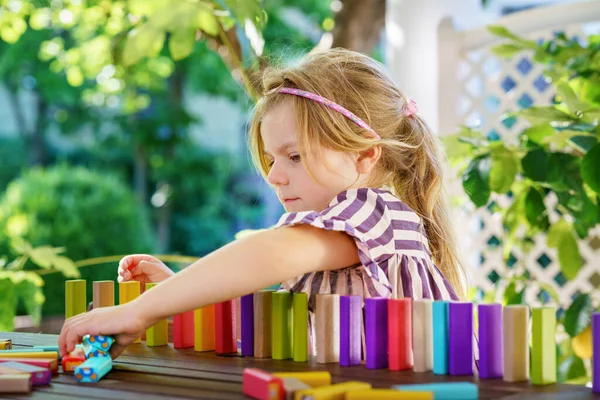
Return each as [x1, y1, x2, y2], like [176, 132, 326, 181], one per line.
[58, 301, 147, 359]
[117, 254, 174, 287]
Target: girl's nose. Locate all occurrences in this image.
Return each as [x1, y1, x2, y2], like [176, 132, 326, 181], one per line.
[267, 162, 289, 186]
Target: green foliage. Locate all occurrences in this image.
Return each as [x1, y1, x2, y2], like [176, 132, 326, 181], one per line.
[0, 164, 155, 315]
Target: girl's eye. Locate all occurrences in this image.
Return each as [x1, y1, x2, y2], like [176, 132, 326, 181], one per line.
[266, 159, 274, 167]
[290, 154, 301, 162]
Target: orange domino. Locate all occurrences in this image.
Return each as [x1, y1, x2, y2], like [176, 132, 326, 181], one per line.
[61, 355, 86, 372]
[194, 305, 216, 352]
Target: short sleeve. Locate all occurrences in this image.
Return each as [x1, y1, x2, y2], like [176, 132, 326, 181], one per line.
[274, 188, 397, 295]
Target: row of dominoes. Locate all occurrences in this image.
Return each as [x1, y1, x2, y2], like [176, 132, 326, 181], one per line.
[65, 280, 600, 392]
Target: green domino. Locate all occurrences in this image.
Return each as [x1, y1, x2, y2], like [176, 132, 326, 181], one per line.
[293, 292, 308, 362]
[65, 279, 87, 319]
[272, 291, 292, 360]
[531, 307, 556, 385]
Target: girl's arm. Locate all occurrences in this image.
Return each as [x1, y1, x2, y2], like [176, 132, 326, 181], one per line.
[59, 225, 359, 357]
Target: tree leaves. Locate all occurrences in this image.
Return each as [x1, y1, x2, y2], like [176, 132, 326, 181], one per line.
[490, 147, 519, 193]
[169, 29, 196, 61]
[581, 144, 600, 195]
[563, 293, 591, 337]
[122, 23, 166, 67]
[520, 106, 577, 125]
[462, 155, 491, 207]
[547, 219, 583, 280]
[525, 187, 549, 231]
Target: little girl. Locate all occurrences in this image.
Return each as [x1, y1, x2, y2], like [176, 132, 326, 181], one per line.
[59, 48, 468, 359]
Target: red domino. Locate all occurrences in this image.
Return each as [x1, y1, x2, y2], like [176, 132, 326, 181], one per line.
[215, 300, 237, 354]
[242, 368, 284, 400]
[388, 298, 413, 371]
[61, 355, 86, 372]
[173, 310, 195, 349]
[0, 358, 57, 375]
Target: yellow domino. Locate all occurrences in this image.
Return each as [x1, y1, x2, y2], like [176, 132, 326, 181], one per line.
[273, 371, 331, 387]
[294, 381, 371, 400]
[347, 389, 433, 400]
[145, 283, 168, 347]
[0, 351, 58, 361]
[119, 281, 141, 343]
[194, 305, 215, 352]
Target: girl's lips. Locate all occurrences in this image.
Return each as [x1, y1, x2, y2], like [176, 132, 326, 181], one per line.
[284, 198, 299, 203]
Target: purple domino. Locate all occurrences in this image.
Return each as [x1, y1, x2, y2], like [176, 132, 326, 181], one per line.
[593, 312, 600, 393]
[365, 297, 388, 369]
[449, 302, 474, 375]
[478, 303, 503, 379]
[340, 295, 362, 366]
[241, 294, 254, 357]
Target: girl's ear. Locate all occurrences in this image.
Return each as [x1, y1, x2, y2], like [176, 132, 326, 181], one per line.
[356, 145, 382, 174]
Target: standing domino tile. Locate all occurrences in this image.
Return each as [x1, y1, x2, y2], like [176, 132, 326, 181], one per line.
[479, 303, 503, 379]
[194, 305, 216, 352]
[65, 279, 87, 319]
[503, 305, 529, 382]
[242, 368, 284, 400]
[144, 283, 168, 347]
[365, 297, 388, 369]
[292, 292, 308, 362]
[340, 295, 362, 367]
[531, 307, 556, 385]
[92, 281, 114, 309]
[316, 294, 340, 364]
[432, 301, 449, 375]
[119, 281, 141, 343]
[0, 361, 51, 386]
[413, 299, 433, 373]
[448, 301, 473, 375]
[593, 312, 600, 393]
[393, 382, 478, 400]
[388, 298, 412, 371]
[173, 310, 195, 349]
[74, 356, 112, 383]
[215, 299, 237, 354]
[241, 294, 254, 356]
[254, 291, 273, 358]
[272, 291, 293, 360]
[0, 374, 31, 394]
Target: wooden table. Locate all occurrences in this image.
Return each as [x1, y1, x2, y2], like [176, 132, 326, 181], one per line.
[1, 332, 598, 399]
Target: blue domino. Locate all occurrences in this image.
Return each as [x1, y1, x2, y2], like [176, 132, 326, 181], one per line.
[74, 356, 113, 383]
[82, 335, 114, 358]
[393, 382, 478, 400]
[432, 300, 449, 375]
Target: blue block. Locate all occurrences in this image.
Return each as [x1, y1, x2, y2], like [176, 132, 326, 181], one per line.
[433, 301, 449, 375]
[74, 356, 113, 382]
[82, 335, 114, 358]
[393, 382, 478, 400]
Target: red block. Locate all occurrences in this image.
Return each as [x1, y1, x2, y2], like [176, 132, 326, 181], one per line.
[242, 368, 284, 400]
[173, 310, 195, 349]
[61, 355, 86, 372]
[215, 300, 237, 354]
[0, 358, 57, 375]
[388, 298, 413, 371]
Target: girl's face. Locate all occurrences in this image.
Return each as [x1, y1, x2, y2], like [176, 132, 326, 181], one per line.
[261, 101, 362, 213]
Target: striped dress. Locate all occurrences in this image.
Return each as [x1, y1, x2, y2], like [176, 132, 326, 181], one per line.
[274, 187, 471, 358]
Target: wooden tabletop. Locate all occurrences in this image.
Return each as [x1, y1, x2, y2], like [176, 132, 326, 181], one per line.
[1, 331, 598, 399]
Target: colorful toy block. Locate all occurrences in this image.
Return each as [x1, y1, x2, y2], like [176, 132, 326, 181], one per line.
[347, 389, 432, 399]
[254, 290, 273, 358]
[74, 356, 112, 383]
[272, 291, 293, 360]
[531, 307, 556, 385]
[503, 305, 529, 382]
[448, 301, 473, 375]
[316, 294, 340, 364]
[366, 297, 388, 369]
[62, 355, 86, 372]
[0, 361, 51, 386]
[215, 299, 237, 354]
[82, 335, 114, 358]
[0, 339, 11, 350]
[413, 299, 433, 373]
[292, 292, 308, 362]
[272, 371, 331, 387]
[393, 382, 478, 400]
[0, 351, 58, 361]
[0, 358, 57, 375]
[388, 298, 412, 371]
[0, 364, 30, 381]
[144, 283, 168, 347]
[281, 377, 310, 400]
[119, 280, 141, 343]
[241, 293, 254, 356]
[92, 280, 114, 309]
[242, 368, 284, 400]
[194, 305, 216, 352]
[432, 301, 449, 375]
[65, 279, 87, 319]
[0, 348, 39, 354]
[479, 303, 503, 379]
[0, 374, 31, 394]
[593, 312, 600, 393]
[294, 381, 371, 400]
[340, 295, 362, 367]
[173, 310, 195, 349]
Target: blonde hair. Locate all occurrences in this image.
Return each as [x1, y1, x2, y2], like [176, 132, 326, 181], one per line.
[248, 48, 467, 300]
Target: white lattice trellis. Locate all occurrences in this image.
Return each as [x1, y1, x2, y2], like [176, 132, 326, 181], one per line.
[437, 1, 600, 310]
